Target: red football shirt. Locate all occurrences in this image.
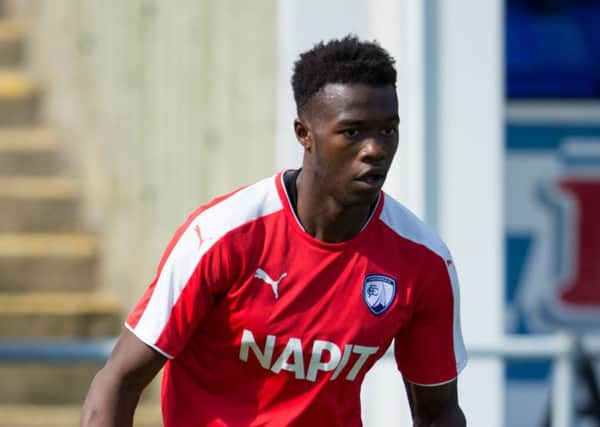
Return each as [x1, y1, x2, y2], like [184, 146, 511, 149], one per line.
[126, 172, 467, 427]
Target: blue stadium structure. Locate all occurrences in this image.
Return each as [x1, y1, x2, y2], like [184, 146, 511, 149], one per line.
[506, 0, 600, 98]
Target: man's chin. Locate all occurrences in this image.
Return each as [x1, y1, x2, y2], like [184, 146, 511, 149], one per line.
[344, 188, 381, 208]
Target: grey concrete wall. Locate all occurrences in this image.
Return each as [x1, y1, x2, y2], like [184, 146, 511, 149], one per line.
[23, 1, 278, 306]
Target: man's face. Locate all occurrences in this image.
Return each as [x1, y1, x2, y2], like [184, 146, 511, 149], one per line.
[297, 83, 399, 206]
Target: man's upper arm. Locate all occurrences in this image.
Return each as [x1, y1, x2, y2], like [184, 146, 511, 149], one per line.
[404, 379, 465, 426]
[103, 327, 167, 389]
[80, 329, 167, 426]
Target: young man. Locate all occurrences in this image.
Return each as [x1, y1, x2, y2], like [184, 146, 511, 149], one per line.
[81, 36, 467, 427]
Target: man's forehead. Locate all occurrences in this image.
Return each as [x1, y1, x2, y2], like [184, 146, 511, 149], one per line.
[308, 83, 398, 122]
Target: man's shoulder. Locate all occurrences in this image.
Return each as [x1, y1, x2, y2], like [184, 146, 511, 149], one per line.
[185, 174, 283, 240]
[202, 174, 281, 213]
[378, 192, 451, 261]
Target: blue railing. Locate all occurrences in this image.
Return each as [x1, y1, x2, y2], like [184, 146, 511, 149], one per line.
[0, 338, 116, 363]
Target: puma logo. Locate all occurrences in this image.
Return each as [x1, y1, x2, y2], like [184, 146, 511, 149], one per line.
[254, 268, 287, 299]
[193, 224, 205, 249]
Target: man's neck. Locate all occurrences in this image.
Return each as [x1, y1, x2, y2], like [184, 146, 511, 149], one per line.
[291, 169, 376, 243]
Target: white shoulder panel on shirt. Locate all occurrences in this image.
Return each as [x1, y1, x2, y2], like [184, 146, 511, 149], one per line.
[379, 193, 451, 261]
[196, 174, 283, 243]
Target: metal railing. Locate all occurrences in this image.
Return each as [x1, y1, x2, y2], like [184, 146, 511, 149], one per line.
[468, 332, 596, 427]
[0, 332, 596, 427]
[0, 338, 116, 363]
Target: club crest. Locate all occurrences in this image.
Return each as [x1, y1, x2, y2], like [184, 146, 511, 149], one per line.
[362, 274, 396, 316]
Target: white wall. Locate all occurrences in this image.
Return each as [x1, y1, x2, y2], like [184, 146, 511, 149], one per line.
[434, 1, 504, 426]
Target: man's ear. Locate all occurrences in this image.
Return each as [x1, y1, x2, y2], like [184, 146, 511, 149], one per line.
[294, 118, 312, 151]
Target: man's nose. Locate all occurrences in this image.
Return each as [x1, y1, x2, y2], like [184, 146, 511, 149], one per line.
[359, 137, 387, 162]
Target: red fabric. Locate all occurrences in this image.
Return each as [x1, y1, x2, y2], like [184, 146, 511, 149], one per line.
[393, 256, 457, 385]
[127, 173, 462, 426]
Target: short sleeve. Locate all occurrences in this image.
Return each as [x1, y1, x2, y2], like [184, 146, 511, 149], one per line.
[394, 255, 467, 385]
[125, 211, 232, 359]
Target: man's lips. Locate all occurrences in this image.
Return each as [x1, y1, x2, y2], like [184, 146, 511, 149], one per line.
[355, 169, 386, 182]
[354, 169, 386, 187]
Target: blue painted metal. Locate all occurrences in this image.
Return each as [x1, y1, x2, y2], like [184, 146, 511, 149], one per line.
[0, 338, 117, 363]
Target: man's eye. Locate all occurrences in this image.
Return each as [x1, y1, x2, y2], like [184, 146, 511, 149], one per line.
[343, 129, 360, 138]
[380, 128, 397, 136]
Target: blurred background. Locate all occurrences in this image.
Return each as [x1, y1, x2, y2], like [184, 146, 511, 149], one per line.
[0, 0, 598, 426]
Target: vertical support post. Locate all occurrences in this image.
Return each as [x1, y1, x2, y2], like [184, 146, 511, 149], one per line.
[552, 332, 576, 427]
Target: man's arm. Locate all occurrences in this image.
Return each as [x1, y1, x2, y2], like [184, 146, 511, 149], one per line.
[404, 379, 466, 427]
[80, 328, 167, 427]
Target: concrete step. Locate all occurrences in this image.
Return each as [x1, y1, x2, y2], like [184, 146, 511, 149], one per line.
[0, 128, 63, 175]
[0, 292, 121, 339]
[0, 73, 40, 126]
[0, 403, 162, 427]
[0, 21, 25, 67]
[0, 233, 97, 292]
[0, 177, 80, 231]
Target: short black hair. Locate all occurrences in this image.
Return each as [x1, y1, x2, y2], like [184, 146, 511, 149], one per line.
[292, 35, 397, 113]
